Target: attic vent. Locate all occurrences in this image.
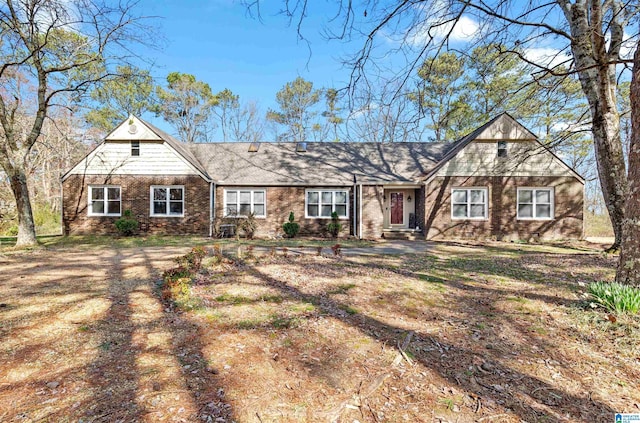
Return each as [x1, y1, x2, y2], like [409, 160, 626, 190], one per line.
[248, 142, 260, 152]
[296, 142, 307, 152]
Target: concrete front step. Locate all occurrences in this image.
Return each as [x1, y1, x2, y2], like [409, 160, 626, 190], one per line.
[382, 231, 424, 241]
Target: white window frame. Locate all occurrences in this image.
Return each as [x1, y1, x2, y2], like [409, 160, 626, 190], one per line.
[88, 185, 121, 217]
[517, 187, 554, 220]
[450, 187, 488, 220]
[497, 140, 507, 158]
[305, 189, 349, 219]
[223, 188, 267, 218]
[150, 185, 185, 217]
[131, 140, 140, 157]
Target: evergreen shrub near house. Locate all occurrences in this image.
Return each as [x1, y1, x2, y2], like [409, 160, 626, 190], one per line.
[589, 281, 640, 314]
[114, 210, 139, 236]
[327, 211, 342, 238]
[282, 211, 300, 238]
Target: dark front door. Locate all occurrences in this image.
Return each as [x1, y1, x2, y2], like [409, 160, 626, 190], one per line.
[390, 192, 404, 225]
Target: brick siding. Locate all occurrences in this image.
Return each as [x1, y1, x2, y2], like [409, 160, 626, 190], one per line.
[63, 174, 210, 235]
[423, 176, 583, 241]
[214, 186, 354, 238]
[360, 185, 384, 239]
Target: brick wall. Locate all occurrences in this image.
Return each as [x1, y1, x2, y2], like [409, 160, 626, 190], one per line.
[361, 185, 384, 239]
[63, 174, 211, 235]
[424, 176, 583, 241]
[214, 186, 353, 238]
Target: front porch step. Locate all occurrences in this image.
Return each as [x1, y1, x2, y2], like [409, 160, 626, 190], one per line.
[382, 230, 424, 241]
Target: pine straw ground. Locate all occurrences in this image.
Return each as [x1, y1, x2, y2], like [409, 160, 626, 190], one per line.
[0, 241, 638, 423]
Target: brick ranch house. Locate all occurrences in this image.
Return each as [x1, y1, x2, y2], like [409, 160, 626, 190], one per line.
[62, 113, 584, 240]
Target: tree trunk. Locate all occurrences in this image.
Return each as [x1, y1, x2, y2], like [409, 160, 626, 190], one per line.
[560, 0, 628, 251]
[616, 42, 640, 286]
[590, 105, 626, 251]
[8, 166, 38, 247]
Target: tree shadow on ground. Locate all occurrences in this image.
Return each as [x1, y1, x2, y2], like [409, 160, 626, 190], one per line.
[0, 247, 235, 422]
[243, 263, 615, 422]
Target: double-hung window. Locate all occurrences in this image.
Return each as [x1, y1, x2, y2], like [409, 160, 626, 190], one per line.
[224, 189, 266, 217]
[306, 190, 348, 218]
[517, 188, 553, 220]
[451, 188, 488, 220]
[497, 141, 507, 158]
[88, 185, 121, 216]
[151, 186, 184, 217]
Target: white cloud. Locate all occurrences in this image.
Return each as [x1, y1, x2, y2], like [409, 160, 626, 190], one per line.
[406, 15, 479, 46]
[349, 102, 379, 119]
[523, 47, 570, 69]
[619, 32, 637, 60]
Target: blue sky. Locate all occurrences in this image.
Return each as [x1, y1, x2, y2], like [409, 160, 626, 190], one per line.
[138, 0, 355, 133]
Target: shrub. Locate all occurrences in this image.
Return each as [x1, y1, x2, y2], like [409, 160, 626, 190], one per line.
[115, 210, 139, 236]
[175, 246, 207, 272]
[589, 281, 640, 314]
[240, 212, 258, 239]
[282, 211, 300, 238]
[326, 211, 342, 238]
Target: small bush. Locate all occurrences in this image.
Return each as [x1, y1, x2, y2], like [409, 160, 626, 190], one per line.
[589, 281, 640, 314]
[240, 212, 258, 239]
[175, 246, 207, 272]
[115, 210, 139, 236]
[326, 211, 342, 238]
[282, 211, 300, 238]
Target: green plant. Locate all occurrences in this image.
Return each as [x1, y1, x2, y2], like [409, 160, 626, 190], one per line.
[282, 211, 300, 238]
[326, 211, 342, 238]
[239, 212, 258, 239]
[114, 210, 139, 236]
[589, 281, 640, 314]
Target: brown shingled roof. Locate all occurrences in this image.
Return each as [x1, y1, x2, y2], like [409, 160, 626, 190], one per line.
[187, 141, 457, 186]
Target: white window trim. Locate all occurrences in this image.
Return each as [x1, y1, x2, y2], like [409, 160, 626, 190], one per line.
[497, 140, 507, 157]
[450, 187, 489, 220]
[305, 189, 349, 219]
[131, 140, 140, 157]
[88, 185, 121, 217]
[150, 185, 185, 218]
[223, 188, 267, 218]
[517, 187, 554, 220]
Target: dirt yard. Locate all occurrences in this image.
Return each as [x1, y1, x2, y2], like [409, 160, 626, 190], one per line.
[0, 241, 638, 422]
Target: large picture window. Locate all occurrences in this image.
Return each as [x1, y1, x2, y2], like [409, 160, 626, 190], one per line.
[88, 186, 121, 216]
[517, 188, 554, 220]
[451, 188, 488, 220]
[224, 189, 266, 217]
[151, 186, 184, 217]
[306, 190, 348, 218]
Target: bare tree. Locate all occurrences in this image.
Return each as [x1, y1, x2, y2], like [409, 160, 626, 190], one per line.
[0, 0, 156, 246]
[617, 40, 640, 286]
[230, 100, 265, 143]
[246, 0, 639, 282]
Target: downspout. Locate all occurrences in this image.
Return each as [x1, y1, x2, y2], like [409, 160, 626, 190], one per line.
[359, 183, 363, 240]
[60, 178, 64, 236]
[209, 182, 215, 238]
[353, 174, 357, 237]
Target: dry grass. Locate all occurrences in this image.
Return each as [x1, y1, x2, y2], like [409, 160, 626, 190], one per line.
[584, 212, 614, 238]
[1, 241, 637, 422]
